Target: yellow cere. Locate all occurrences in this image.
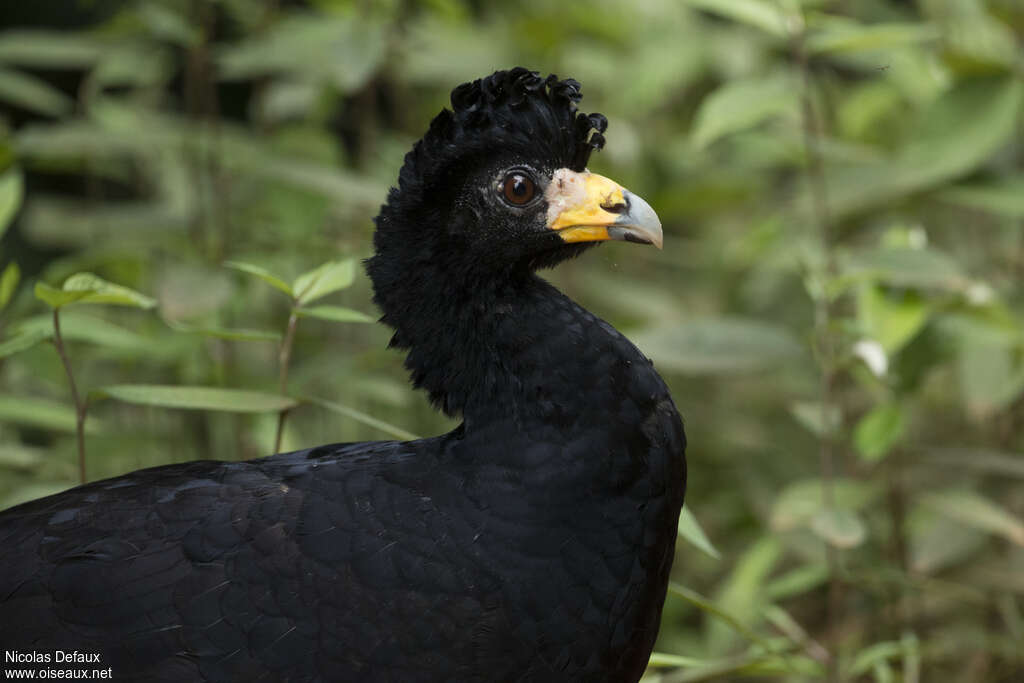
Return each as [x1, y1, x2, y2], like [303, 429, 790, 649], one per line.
[545, 169, 626, 234]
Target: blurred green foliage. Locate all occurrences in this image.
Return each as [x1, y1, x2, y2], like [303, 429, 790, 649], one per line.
[1, 0, 1023, 680]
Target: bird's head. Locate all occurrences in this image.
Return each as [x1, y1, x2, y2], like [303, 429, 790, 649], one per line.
[369, 68, 662, 281]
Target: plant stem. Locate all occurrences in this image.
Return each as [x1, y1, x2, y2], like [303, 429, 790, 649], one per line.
[792, 18, 842, 682]
[273, 308, 300, 454]
[886, 453, 913, 630]
[52, 309, 88, 484]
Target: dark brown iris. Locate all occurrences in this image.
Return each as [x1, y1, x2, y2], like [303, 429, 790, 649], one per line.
[502, 173, 535, 205]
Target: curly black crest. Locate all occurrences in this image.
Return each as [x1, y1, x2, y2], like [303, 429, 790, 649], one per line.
[393, 68, 608, 199]
[447, 68, 608, 170]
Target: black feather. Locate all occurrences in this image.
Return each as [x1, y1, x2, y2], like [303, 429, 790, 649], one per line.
[0, 68, 685, 683]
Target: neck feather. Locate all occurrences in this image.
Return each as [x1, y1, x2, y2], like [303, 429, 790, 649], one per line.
[368, 251, 545, 419]
[366, 212, 670, 436]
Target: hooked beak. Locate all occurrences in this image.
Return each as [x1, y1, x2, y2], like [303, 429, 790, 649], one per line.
[545, 169, 663, 249]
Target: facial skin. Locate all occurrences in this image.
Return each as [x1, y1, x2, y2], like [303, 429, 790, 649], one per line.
[461, 161, 663, 263]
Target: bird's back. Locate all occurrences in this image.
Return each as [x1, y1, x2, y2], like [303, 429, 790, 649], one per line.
[0, 441, 489, 682]
[0, 414, 681, 682]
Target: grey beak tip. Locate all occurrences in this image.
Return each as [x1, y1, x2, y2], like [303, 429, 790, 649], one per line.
[614, 191, 663, 249]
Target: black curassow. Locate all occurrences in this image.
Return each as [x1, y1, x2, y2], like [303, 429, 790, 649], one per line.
[0, 68, 686, 683]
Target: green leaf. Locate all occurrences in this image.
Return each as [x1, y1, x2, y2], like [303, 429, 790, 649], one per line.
[690, 73, 798, 149]
[838, 80, 904, 142]
[89, 44, 172, 91]
[0, 31, 102, 68]
[0, 396, 94, 433]
[854, 402, 906, 462]
[137, 2, 201, 47]
[0, 166, 24, 238]
[770, 478, 879, 532]
[848, 641, 905, 678]
[811, 507, 867, 548]
[11, 101, 385, 202]
[13, 118, 156, 160]
[234, 155, 386, 203]
[908, 502, 986, 573]
[0, 261, 20, 309]
[305, 396, 420, 441]
[764, 563, 829, 601]
[678, 505, 720, 559]
[934, 4, 1019, 71]
[292, 259, 357, 305]
[667, 581, 775, 653]
[61, 273, 157, 308]
[823, 77, 1023, 218]
[295, 305, 373, 324]
[706, 537, 781, 654]
[35, 274, 157, 310]
[957, 335, 1024, 419]
[761, 605, 828, 663]
[926, 447, 1024, 479]
[650, 651, 822, 681]
[939, 175, 1024, 218]
[13, 312, 161, 354]
[939, 307, 1022, 347]
[216, 15, 386, 93]
[858, 285, 929, 353]
[681, 0, 793, 38]
[0, 443, 44, 470]
[647, 652, 716, 669]
[901, 632, 920, 683]
[12, 196, 189, 249]
[806, 20, 939, 56]
[194, 328, 282, 343]
[35, 281, 89, 308]
[15, 120, 129, 159]
[224, 261, 293, 297]
[401, 17, 514, 86]
[164, 319, 281, 343]
[193, 327, 279, 342]
[256, 79, 320, 123]
[633, 317, 802, 375]
[789, 401, 841, 438]
[0, 67, 75, 117]
[920, 490, 1024, 546]
[0, 329, 48, 359]
[840, 247, 967, 291]
[95, 385, 298, 413]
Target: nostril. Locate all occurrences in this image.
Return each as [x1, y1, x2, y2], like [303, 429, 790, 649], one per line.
[601, 197, 629, 214]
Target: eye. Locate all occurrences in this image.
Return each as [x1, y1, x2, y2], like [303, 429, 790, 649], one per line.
[501, 172, 536, 206]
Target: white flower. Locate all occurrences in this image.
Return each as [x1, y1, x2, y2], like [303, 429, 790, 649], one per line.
[853, 339, 888, 377]
[907, 226, 928, 249]
[965, 282, 993, 305]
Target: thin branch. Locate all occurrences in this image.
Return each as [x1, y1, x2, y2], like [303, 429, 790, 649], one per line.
[763, 604, 831, 665]
[667, 582, 819, 678]
[273, 308, 300, 454]
[791, 17, 842, 683]
[886, 452, 914, 632]
[51, 309, 88, 484]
